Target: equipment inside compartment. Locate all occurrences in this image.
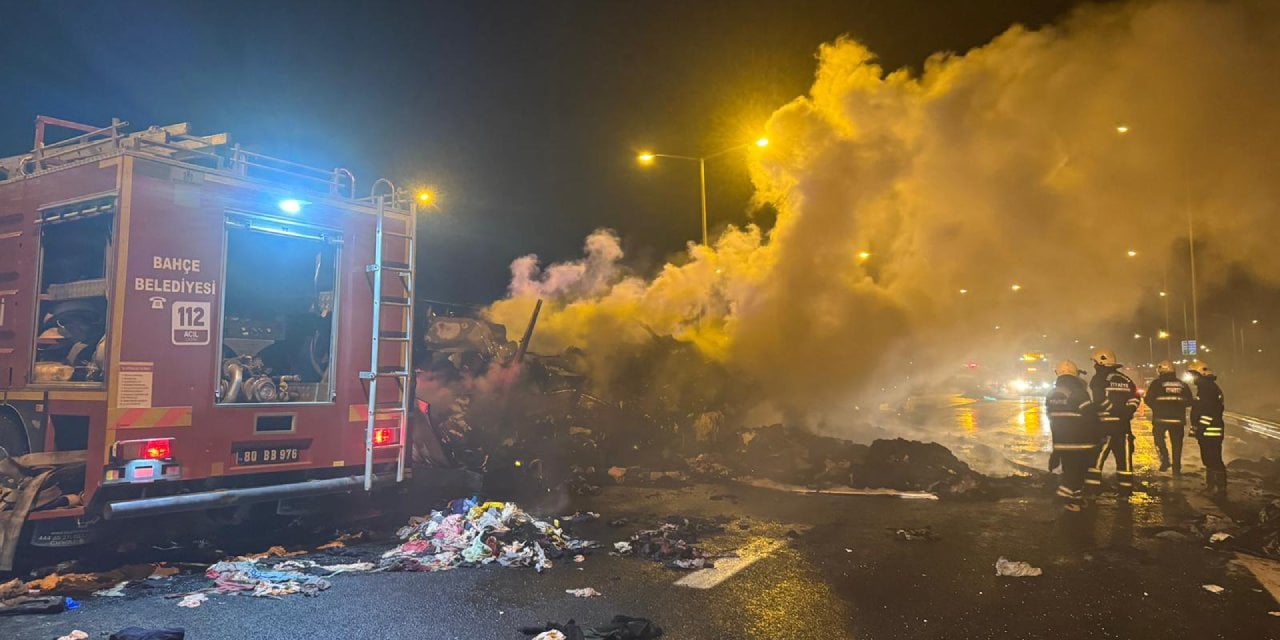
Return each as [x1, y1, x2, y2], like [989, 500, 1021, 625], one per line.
[33, 214, 110, 383]
[217, 225, 337, 403]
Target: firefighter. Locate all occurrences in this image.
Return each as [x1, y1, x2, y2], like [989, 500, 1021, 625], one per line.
[1187, 360, 1227, 497]
[1086, 348, 1141, 492]
[1144, 360, 1193, 475]
[1046, 360, 1099, 512]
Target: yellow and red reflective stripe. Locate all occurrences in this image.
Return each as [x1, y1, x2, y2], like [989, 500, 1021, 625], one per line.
[109, 406, 193, 428]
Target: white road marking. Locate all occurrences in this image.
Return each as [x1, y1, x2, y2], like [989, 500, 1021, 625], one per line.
[1234, 554, 1280, 605]
[1226, 412, 1280, 441]
[675, 537, 790, 589]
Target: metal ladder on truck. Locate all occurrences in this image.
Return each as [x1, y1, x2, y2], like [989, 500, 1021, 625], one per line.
[359, 184, 416, 490]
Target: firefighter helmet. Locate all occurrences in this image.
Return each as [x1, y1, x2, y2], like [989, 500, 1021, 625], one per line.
[1055, 360, 1081, 377]
[1091, 348, 1119, 366]
[1187, 360, 1212, 376]
[1156, 360, 1175, 375]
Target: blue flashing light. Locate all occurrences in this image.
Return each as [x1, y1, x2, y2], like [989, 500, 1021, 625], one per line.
[278, 198, 303, 214]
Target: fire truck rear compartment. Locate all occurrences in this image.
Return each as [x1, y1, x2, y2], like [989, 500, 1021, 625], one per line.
[218, 223, 338, 404]
[33, 213, 111, 383]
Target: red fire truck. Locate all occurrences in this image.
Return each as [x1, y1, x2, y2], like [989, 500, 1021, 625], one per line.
[0, 116, 421, 562]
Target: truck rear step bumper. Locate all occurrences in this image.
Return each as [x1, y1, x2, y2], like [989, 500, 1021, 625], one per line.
[103, 473, 395, 520]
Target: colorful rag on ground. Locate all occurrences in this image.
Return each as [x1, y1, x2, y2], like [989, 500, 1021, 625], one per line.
[380, 497, 596, 573]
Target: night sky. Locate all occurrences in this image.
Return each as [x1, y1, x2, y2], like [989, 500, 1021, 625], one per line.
[2, 0, 1083, 303]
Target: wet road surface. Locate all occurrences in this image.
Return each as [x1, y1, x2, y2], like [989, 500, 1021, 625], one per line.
[5, 399, 1280, 640]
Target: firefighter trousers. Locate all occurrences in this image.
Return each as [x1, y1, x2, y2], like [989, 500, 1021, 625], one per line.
[1197, 436, 1226, 495]
[1087, 430, 1134, 490]
[1152, 422, 1185, 471]
[1055, 448, 1092, 509]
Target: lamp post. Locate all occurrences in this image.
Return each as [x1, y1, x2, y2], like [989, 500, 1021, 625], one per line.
[637, 137, 768, 245]
[1114, 124, 1199, 342]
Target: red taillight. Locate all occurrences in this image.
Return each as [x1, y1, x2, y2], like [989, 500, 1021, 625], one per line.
[373, 427, 398, 446]
[142, 439, 171, 460]
[416, 399, 429, 414]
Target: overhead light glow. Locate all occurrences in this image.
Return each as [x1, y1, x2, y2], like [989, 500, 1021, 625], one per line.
[1127, 250, 1138, 257]
[278, 199, 303, 214]
[857, 251, 872, 261]
[756, 137, 769, 148]
[1010, 284, 1022, 292]
[416, 191, 433, 203]
[1116, 125, 1130, 134]
[637, 152, 656, 164]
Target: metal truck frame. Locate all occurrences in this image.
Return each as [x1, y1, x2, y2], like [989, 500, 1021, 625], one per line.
[0, 116, 417, 559]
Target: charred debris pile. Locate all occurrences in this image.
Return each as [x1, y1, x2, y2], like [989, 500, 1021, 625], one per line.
[412, 311, 1012, 499]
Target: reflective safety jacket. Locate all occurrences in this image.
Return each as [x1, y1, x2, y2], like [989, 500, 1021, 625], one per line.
[1090, 364, 1140, 431]
[1144, 373, 1193, 426]
[1190, 373, 1225, 438]
[1046, 374, 1100, 450]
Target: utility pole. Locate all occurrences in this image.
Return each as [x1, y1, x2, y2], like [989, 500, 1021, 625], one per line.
[1187, 194, 1200, 344]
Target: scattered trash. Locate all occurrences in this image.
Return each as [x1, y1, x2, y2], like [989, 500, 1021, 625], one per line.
[995, 557, 1042, 577]
[93, 581, 129, 597]
[894, 527, 938, 542]
[238, 545, 307, 561]
[109, 627, 186, 640]
[573, 555, 585, 563]
[1203, 584, 1225, 594]
[148, 565, 180, 580]
[845, 548, 853, 553]
[27, 564, 154, 595]
[207, 560, 331, 597]
[608, 518, 629, 528]
[521, 615, 659, 640]
[1269, 611, 1280, 617]
[1210, 532, 1233, 543]
[561, 511, 600, 525]
[63, 597, 79, 610]
[380, 498, 595, 573]
[177, 593, 207, 608]
[0, 595, 65, 616]
[613, 542, 633, 554]
[316, 531, 365, 551]
[623, 517, 723, 570]
[520, 620, 585, 640]
[588, 615, 664, 639]
[56, 631, 89, 640]
[566, 587, 602, 598]
[668, 558, 709, 570]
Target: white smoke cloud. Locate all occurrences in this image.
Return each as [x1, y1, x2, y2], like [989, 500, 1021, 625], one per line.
[489, 0, 1280, 423]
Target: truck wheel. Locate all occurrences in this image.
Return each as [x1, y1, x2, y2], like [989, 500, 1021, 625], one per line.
[0, 411, 29, 458]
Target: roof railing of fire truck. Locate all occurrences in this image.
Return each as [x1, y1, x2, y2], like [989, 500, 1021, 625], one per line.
[12, 116, 362, 201]
[28, 118, 126, 169]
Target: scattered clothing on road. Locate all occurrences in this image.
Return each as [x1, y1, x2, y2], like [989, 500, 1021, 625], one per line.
[995, 556, 1042, 577]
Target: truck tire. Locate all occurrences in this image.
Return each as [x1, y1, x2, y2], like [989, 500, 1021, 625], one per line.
[0, 411, 29, 458]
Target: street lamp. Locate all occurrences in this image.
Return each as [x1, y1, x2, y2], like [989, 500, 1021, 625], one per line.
[1114, 123, 1199, 343]
[636, 137, 769, 245]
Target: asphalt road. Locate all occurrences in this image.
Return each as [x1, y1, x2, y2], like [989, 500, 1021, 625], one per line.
[4, 399, 1280, 640]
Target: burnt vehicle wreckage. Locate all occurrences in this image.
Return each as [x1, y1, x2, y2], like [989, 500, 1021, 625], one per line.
[0, 116, 1017, 575]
